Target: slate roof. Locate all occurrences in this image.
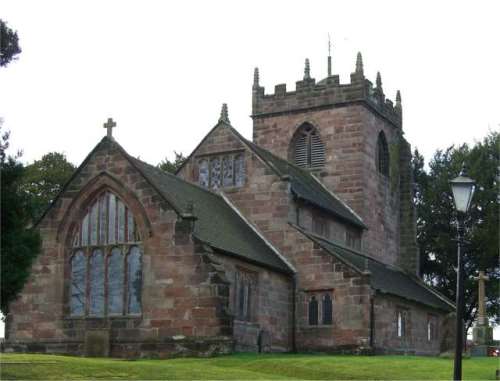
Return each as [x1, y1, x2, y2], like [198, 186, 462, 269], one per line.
[296, 227, 454, 312]
[231, 131, 366, 229]
[125, 152, 293, 274]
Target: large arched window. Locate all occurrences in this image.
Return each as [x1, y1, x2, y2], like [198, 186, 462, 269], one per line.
[69, 191, 142, 317]
[291, 123, 325, 169]
[376, 131, 389, 176]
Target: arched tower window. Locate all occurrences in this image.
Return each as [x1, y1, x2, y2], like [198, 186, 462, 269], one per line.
[376, 131, 389, 176]
[69, 191, 142, 317]
[291, 123, 325, 169]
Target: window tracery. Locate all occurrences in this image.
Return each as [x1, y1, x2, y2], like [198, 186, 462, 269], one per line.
[198, 153, 245, 189]
[69, 191, 142, 317]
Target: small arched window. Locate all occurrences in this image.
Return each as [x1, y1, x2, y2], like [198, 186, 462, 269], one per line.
[376, 131, 389, 176]
[291, 123, 325, 169]
[322, 293, 333, 325]
[308, 296, 319, 325]
[397, 310, 407, 337]
[69, 191, 142, 317]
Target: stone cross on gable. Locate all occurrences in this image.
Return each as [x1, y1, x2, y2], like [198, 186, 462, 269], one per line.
[473, 271, 489, 326]
[103, 117, 116, 139]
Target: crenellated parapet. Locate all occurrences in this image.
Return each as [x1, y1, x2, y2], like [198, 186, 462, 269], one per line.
[252, 53, 403, 129]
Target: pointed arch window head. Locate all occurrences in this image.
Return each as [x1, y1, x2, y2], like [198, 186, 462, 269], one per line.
[69, 191, 142, 317]
[291, 123, 325, 169]
[376, 131, 389, 177]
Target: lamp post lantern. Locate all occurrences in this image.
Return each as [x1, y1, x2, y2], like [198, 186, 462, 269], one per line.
[449, 164, 476, 381]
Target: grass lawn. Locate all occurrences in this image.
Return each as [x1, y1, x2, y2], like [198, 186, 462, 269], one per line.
[0, 353, 498, 380]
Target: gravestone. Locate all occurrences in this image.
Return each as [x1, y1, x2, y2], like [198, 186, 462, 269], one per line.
[84, 330, 110, 357]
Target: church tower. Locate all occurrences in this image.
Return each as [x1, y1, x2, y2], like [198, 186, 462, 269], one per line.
[251, 52, 419, 274]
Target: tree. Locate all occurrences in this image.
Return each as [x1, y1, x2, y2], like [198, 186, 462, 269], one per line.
[22, 152, 76, 222]
[0, 19, 22, 67]
[414, 131, 499, 332]
[158, 151, 186, 174]
[0, 127, 41, 315]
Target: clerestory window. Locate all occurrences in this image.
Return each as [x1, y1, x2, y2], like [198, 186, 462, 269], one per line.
[198, 153, 245, 190]
[70, 191, 142, 317]
[291, 123, 325, 169]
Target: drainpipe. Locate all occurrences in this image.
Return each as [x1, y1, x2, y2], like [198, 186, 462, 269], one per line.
[369, 296, 375, 349]
[292, 273, 297, 353]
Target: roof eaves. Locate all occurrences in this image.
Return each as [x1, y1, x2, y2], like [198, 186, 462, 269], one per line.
[405, 274, 456, 310]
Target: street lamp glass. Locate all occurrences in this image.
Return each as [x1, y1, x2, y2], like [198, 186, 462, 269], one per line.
[450, 176, 476, 213]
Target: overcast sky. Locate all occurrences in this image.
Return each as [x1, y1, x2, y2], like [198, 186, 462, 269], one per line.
[0, 1, 499, 338]
[1, 0, 499, 168]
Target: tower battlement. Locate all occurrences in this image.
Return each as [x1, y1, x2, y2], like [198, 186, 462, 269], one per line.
[252, 54, 402, 129]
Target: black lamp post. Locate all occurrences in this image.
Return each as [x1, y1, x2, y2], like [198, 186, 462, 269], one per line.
[449, 164, 476, 381]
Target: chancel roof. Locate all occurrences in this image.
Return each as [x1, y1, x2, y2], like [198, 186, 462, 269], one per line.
[296, 227, 454, 312]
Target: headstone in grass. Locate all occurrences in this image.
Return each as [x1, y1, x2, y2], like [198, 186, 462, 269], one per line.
[84, 330, 110, 357]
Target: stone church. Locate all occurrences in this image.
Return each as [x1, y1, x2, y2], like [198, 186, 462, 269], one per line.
[5, 52, 454, 357]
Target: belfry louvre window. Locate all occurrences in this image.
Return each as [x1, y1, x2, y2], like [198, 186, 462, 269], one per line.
[376, 131, 389, 176]
[70, 191, 142, 317]
[198, 153, 245, 189]
[291, 123, 325, 169]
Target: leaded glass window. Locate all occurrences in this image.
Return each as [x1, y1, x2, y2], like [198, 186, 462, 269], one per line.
[322, 294, 333, 325]
[222, 156, 234, 187]
[107, 248, 124, 315]
[198, 153, 245, 189]
[234, 154, 245, 187]
[70, 251, 86, 316]
[308, 296, 319, 325]
[210, 158, 221, 189]
[127, 246, 142, 314]
[199, 159, 209, 188]
[69, 191, 142, 317]
[89, 250, 104, 316]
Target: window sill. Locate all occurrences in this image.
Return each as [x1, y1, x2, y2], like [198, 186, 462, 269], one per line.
[234, 319, 259, 326]
[304, 324, 333, 329]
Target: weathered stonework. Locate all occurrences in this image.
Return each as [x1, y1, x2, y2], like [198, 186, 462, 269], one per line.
[6, 55, 451, 358]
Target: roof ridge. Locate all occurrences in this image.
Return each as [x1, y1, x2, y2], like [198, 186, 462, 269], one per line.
[34, 136, 111, 227]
